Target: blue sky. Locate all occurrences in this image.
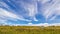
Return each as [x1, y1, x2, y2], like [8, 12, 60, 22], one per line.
[0, 0, 60, 26]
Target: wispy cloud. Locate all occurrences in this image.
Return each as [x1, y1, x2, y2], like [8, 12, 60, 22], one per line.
[6, 23, 60, 26]
[0, 8, 22, 19]
[23, 1, 38, 21]
[0, 8, 31, 21]
[0, 8, 31, 25]
[38, 0, 60, 21]
[0, 0, 60, 26]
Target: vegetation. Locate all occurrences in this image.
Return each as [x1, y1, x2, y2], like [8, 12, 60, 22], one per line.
[0, 26, 60, 34]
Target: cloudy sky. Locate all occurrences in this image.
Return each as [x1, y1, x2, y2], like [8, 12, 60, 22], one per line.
[0, 0, 60, 25]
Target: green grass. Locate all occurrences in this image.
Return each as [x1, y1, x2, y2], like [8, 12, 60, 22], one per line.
[0, 26, 60, 34]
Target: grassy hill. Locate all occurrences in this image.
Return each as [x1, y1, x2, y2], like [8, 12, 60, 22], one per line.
[0, 26, 60, 34]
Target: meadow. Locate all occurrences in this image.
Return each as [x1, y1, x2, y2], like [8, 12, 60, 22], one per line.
[0, 26, 60, 34]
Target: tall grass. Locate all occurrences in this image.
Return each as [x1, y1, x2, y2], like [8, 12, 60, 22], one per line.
[0, 26, 60, 34]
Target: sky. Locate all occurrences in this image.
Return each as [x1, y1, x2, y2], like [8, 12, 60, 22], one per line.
[0, 0, 60, 26]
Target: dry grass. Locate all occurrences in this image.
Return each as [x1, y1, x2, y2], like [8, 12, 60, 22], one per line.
[0, 26, 60, 34]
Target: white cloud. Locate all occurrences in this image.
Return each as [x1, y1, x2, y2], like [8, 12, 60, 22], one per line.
[23, 1, 38, 21]
[0, 8, 22, 19]
[0, 0, 60, 26]
[0, 8, 32, 25]
[28, 23, 32, 25]
[39, 0, 60, 20]
[39, 0, 51, 4]
[0, 1, 9, 9]
[0, 8, 31, 21]
[1, 22, 60, 26]
[0, 19, 7, 24]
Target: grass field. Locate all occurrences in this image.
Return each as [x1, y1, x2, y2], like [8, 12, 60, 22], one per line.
[0, 26, 60, 34]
